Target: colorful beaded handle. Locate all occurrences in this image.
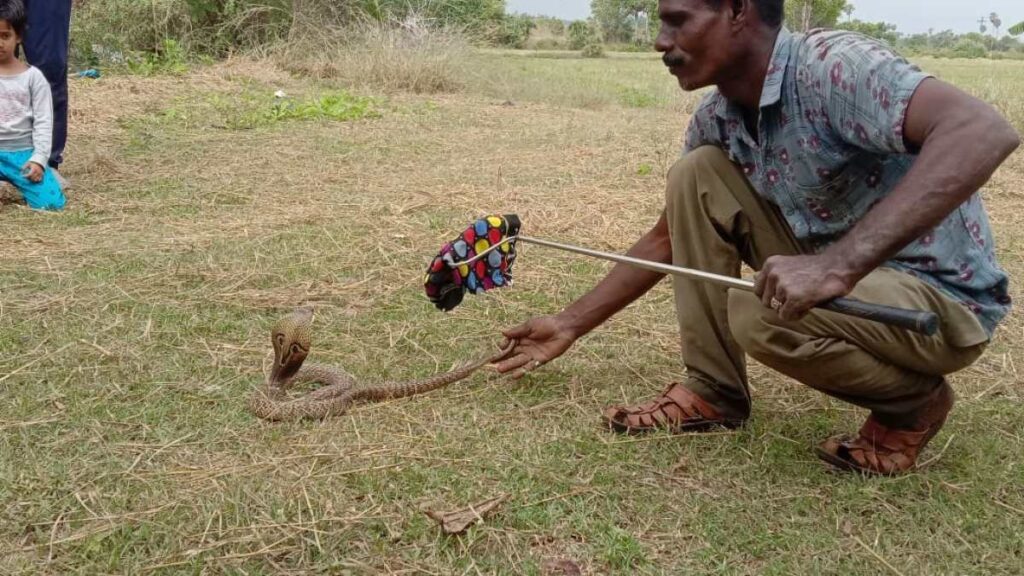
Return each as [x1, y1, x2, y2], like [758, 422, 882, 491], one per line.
[424, 215, 522, 311]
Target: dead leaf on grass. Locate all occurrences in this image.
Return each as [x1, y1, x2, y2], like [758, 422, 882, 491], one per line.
[424, 494, 509, 535]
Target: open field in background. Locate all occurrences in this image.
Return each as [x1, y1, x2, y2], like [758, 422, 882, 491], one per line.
[0, 51, 1022, 574]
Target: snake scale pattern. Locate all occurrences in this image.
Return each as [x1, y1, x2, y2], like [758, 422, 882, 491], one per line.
[248, 308, 514, 422]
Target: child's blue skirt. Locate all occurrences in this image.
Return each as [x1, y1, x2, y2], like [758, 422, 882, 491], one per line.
[1, 149, 65, 210]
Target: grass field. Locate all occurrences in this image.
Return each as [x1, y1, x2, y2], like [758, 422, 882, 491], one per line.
[1, 51, 1022, 574]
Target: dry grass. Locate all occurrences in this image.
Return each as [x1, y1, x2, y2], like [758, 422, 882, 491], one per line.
[0, 53, 1022, 574]
[272, 16, 471, 93]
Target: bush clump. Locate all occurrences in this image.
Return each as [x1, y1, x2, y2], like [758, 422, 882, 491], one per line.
[582, 43, 606, 58]
[275, 16, 470, 93]
[951, 39, 988, 59]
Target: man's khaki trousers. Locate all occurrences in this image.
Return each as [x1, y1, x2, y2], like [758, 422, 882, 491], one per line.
[668, 147, 991, 427]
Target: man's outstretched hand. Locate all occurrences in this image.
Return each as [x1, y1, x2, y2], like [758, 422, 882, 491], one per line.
[495, 315, 578, 379]
[755, 253, 857, 321]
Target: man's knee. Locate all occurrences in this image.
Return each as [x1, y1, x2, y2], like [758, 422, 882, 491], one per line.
[665, 146, 730, 208]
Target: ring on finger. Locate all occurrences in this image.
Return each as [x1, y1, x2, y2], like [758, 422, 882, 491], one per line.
[770, 297, 783, 311]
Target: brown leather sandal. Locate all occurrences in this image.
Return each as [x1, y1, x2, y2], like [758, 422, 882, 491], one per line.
[816, 384, 954, 476]
[603, 382, 745, 435]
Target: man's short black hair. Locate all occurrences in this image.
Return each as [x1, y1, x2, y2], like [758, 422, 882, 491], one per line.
[705, 0, 785, 29]
[0, 0, 26, 38]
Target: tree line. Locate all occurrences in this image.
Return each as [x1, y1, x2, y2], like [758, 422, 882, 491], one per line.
[72, 0, 1023, 65]
[508, 0, 1024, 59]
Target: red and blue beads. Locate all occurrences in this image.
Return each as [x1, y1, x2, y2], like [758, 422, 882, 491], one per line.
[424, 215, 521, 311]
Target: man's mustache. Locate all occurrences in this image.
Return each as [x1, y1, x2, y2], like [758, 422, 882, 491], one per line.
[663, 53, 686, 68]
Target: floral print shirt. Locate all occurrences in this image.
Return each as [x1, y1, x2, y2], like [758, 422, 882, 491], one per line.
[684, 27, 1011, 336]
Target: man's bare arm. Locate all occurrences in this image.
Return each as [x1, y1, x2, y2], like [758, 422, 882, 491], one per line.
[830, 78, 1020, 279]
[559, 212, 672, 338]
[495, 213, 671, 376]
[758, 78, 1021, 319]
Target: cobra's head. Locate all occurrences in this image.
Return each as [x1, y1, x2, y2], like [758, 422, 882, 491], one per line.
[268, 307, 313, 386]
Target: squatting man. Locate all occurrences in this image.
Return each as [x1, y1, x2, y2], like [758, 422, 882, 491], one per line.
[495, 0, 1020, 475]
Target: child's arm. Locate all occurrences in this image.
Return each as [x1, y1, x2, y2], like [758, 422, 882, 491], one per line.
[28, 68, 53, 170]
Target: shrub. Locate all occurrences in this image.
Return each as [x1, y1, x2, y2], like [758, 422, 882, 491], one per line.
[275, 16, 470, 93]
[951, 39, 988, 59]
[582, 43, 605, 58]
[529, 38, 567, 50]
[496, 13, 535, 48]
[568, 20, 593, 51]
[72, 0, 509, 67]
[126, 38, 190, 76]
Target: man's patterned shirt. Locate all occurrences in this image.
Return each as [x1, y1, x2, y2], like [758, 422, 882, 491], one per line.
[684, 27, 1011, 335]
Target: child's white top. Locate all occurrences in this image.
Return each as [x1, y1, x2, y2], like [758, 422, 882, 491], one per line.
[0, 66, 52, 167]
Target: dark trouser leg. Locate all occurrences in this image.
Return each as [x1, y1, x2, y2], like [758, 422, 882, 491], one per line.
[23, 0, 72, 168]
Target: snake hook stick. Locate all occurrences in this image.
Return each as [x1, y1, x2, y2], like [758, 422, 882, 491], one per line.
[423, 214, 939, 336]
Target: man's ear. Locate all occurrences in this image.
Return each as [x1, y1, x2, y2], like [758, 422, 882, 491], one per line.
[730, 0, 750, 30]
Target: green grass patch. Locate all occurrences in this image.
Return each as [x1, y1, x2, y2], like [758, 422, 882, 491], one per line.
[223, 91, 382, 130]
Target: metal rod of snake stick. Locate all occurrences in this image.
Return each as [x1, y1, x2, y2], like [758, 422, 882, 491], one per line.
[460, 234, 939, 336]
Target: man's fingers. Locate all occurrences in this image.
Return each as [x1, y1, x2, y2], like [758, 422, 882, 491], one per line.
[494, 352, 531, 374]
[501, 324, 532, 340]
[509, 359, 544, 380]
[779, 299, 810, 322]
[761, 274, 777, 308]
[778, 299, 796, 321]
[495, 351, 549, 379]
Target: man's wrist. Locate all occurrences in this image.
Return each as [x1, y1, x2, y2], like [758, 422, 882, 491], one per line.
[555, 309, 589, 340]
[816, 248, 866, 292]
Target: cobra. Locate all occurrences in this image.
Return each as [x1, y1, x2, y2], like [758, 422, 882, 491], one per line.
[248, 307, 515, 422]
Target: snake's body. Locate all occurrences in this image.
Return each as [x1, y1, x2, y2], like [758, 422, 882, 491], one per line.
[249, 308, 513, 422]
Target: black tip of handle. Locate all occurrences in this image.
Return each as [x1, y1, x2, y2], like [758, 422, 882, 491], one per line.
[823, 297, 940, 336]
[919, 312, 940, 336]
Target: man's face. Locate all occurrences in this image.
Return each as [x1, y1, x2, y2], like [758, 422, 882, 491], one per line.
[656, 0, 736, 91]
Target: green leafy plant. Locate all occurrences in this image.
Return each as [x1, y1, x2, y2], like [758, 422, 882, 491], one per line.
[619, 87, 657, 107]
[126, 38, 190, 76]
[224, 90, 381, 130]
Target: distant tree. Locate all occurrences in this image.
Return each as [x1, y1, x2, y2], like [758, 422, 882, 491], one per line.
[785, 0, 850, 32]
[989, 12, 1002, 37]
[931, 29, 958, 49]
[568, 20, 594, 50]
[841, 3, 854, 22]
[590, 0, 657, 44]
[995, 35, 1024, 52]
[837, 19, 899, 46]
[496, 13, 535, 48]
[902, 33, 931, 52]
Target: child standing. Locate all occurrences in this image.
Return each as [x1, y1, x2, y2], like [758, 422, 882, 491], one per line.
[0, 0, 64, 210]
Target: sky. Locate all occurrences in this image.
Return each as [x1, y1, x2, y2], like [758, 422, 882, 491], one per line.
[505, 0, 1024, 35]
